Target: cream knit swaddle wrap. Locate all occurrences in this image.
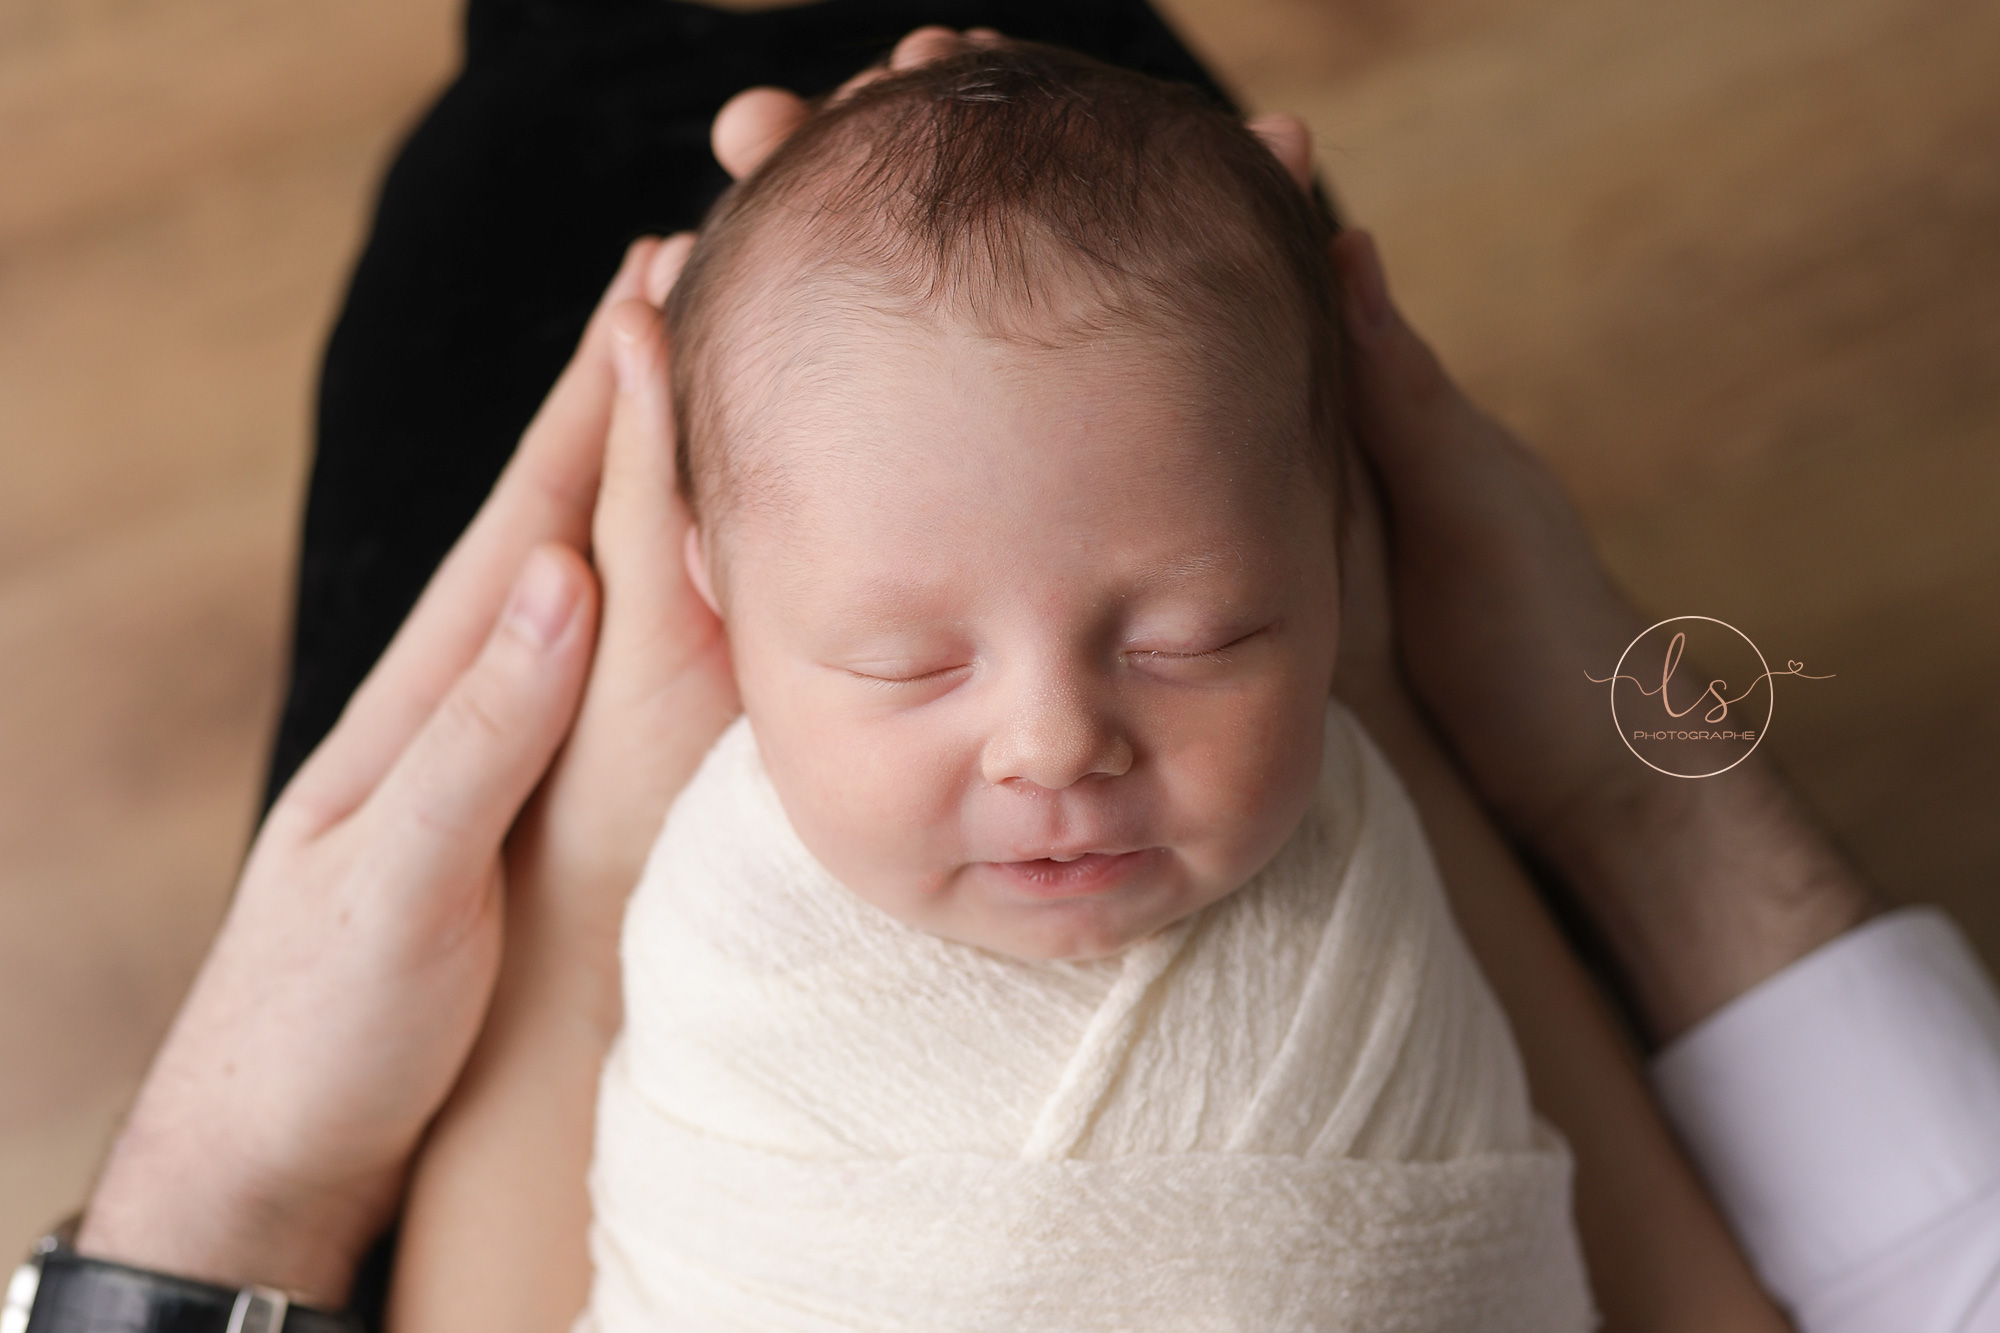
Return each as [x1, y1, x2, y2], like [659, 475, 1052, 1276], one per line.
[583, 704, 1594, 1331]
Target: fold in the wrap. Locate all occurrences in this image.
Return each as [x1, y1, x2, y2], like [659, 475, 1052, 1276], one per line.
[583, 704, 1594, 1331]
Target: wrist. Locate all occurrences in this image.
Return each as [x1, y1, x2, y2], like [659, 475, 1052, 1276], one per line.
[78, 1101, 382, 1310]
[1540, 757, 1880, 1042]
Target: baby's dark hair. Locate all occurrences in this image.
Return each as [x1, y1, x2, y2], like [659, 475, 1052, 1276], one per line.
[666, 42, 1347, 528]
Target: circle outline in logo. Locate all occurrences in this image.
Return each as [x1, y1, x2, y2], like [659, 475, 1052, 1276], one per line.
[1609, 615, 1773, 780]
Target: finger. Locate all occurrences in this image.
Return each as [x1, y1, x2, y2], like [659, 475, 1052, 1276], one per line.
[491, 233, 662, 528]
[891, 25, 966, 69]
[597, 296, 720, 674]
[356, 544, 597, 899]
[830, 64, 888, 103]
[644, 232, 695, 307]
[1331, 229, 1465, 475]
[287, 239, 657, 822]
[1330, 230, 1586, 567]
[1332, 228, 1392, 335]
[541, 296, 737, 900]
[1330, 455, 1398, 687]
[829, 26, 972, 106]
[1247, 113, 1314, 192]
[712, 88, 810, 180]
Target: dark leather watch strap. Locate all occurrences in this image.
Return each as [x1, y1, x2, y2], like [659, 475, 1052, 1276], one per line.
[27, 1250, 360, 1333]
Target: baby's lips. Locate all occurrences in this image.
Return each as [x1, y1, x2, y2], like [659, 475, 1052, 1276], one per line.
[988, 842, 1150, 866]
[982, 849, 1162, 901]
[980, 844, 1160, 868]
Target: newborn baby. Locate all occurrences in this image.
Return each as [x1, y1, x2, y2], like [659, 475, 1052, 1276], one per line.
[582, 44, 1591, 1332]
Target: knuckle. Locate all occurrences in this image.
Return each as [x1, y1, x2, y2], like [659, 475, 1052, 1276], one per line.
[446, 670, 520, 752]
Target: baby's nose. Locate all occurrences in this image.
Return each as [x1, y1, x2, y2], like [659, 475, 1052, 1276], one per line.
[980, 678, 1133, 791]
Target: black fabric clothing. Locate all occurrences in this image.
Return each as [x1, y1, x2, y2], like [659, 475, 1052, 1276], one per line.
[265, 0, 1233, 807]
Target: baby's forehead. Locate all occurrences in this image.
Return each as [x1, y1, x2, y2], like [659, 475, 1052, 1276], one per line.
[703, 295, 1321, 574]
[714, 284, 1300, 508]
[712, 226, 1311, 444]
[666, 45, 1346, 544]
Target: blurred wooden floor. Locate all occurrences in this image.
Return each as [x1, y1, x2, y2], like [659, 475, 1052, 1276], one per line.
[3, 0, 1996, 1262]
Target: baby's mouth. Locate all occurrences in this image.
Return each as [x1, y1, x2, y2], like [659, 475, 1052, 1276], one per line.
[986, 848, 1161, 899]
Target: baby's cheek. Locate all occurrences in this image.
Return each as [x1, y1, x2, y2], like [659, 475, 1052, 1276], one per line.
[770, 712, 963, 897]
[1156, 687, 1324, 879]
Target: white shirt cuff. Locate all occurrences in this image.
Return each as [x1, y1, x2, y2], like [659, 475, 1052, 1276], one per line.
[1651, 907, 2000, 1328]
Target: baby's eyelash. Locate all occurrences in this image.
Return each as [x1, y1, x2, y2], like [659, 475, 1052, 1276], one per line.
[1128, 625, 1270, 666]
[849, 664, 967, 688]
[1129, 647, 1234, 665]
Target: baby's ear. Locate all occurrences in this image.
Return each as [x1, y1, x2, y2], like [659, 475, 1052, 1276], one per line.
[684, 525, 722, 618]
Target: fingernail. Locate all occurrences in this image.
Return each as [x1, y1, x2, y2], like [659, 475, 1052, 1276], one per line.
[504, 548, 576, 648]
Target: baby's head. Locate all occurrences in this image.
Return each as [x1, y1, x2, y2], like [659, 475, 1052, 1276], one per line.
[668, 44, 1348, 960]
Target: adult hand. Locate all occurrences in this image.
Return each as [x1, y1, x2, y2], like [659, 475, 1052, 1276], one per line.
[73, 236, 683, 1308]
[1237, 127, 1780, 1325]
[1325, 227, 1878, 1041]
[386, 240, 742, 1330]
[1206, 87, 1875, 1041]
[494, 235, 739, 1049]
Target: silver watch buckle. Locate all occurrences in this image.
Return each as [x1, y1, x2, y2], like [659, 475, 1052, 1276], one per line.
[226, 1285, 290, 1333]
[2, 1232, 57, 1333]
[2, 1260, 41, 1333]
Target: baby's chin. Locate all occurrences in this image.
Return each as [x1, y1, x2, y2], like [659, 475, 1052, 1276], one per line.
[949, 917, 1162, 963]
[1017, 928, 1159, 963]
[835, 848, 1259, 961]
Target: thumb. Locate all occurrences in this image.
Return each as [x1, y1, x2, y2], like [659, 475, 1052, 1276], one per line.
[360, 544, 597, 910]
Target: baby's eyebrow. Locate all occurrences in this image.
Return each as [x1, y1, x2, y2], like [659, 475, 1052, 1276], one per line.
[799, 565, 1258, 645]
[789, 572, 964, 630]
[1125, 548, 1247, 591]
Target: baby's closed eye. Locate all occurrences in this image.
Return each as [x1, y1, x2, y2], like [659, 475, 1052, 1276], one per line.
[1123, 621, 1281, 681]
[844, 659, 974, 687]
